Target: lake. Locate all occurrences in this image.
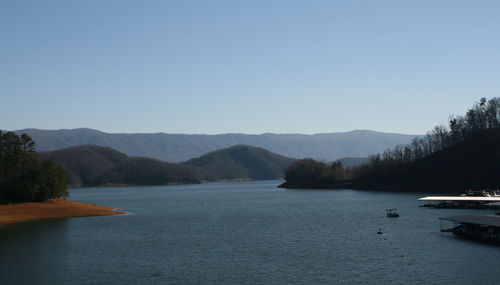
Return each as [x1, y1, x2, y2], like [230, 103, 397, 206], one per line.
[1, 180, 499, 284]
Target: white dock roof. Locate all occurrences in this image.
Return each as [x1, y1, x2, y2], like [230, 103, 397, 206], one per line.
[419, 196, 500, 202]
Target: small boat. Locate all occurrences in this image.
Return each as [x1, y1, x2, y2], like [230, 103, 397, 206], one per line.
[386, 208, 399, 218]
[377, 228, 383, 235]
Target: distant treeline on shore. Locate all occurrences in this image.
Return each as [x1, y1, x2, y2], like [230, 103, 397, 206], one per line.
[280, 97, 500, 193]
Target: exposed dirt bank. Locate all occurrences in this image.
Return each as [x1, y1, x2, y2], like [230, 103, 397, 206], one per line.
[0, 198, 124, 227]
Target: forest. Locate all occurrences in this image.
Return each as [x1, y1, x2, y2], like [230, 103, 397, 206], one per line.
[40, 145, 201, 187]
[182, 145, 294, 181]
[280, 97, 500, 192]
[41, 144, 294, 187]
[1, 138, 292, 202]
[0, 132, 68, 203]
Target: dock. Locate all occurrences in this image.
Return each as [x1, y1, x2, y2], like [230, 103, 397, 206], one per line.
[418, 196, 500, 209]
[440, 214, 500, 243]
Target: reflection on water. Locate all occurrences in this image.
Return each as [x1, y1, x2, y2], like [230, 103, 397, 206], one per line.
[1, 181, 500, 284]
[0, 219, 70, 284]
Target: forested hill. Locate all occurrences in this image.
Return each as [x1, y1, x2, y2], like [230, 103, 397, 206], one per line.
[41, 144, 295, 187]
[182, 145, 295, 181]
[354, 129, 500, 192]
[40, 145, 201, 187]
[280, 97, 500, 193]
[15, 128, 416, 162]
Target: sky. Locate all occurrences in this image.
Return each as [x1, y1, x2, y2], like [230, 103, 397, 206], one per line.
[1, 0, 499, 135]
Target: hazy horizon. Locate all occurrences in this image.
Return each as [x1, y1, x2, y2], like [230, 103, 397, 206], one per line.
[8, 126, 421, 136]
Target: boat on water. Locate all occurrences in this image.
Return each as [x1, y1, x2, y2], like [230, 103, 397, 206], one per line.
[386, 208, 399, 218]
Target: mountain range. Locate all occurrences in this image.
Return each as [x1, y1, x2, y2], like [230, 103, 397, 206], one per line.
[41, 144, 295, 187]
[14, 128, 418, 162]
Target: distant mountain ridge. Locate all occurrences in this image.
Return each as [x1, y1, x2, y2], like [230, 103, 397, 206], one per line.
[15, 128, 418, 162]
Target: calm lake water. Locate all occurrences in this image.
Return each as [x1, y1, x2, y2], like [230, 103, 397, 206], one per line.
[1, 180, 499, 284]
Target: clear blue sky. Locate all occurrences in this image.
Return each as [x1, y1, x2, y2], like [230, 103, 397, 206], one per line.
[1, 0, 499, 135]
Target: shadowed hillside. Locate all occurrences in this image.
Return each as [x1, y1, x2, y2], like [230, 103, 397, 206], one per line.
[280, 97, 500, 193]
[41, 145, 200, 187]
[42, 144, 295, 187]
[355, 129, 500, 192]
[182, 145, 295, 181]
[40, 145, 128, 187]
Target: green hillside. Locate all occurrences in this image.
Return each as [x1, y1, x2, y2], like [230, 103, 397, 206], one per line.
[41, 145, 200, 187]
[353, 129, 500, 192]
[42, 144, 295, 187]
[280, 97, 500, 193]
[182, 145, 295, 181]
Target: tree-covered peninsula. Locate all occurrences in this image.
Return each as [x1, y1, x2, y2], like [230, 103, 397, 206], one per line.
[0, 132, 68, 203]
[279, 97, 500, 193]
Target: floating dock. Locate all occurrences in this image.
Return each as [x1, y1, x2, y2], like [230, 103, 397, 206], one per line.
[440, 214, 500, 243]
[418, 196, 500, 208]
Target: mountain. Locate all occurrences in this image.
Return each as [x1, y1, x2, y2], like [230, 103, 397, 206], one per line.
[281, 129, 500, 193]
[279, 97, 500, 192]
[40, 145, 200, 187]
[352, 129, 500, 192]
[41, 144, 295, 186]
[395, 129, 500, 192]
[182, 145, 295, 181]
[15, 128, 417, 162]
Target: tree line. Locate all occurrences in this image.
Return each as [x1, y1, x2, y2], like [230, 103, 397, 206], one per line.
[0, 131, 68, 203]
[281, 97, 500, 190]
[360, 97, 500, 175]
[366, 97, 500, 165]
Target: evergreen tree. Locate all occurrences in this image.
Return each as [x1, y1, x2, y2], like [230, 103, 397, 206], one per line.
[0, 132, 68, 203]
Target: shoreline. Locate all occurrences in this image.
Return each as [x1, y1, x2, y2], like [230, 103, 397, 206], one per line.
[0, 198, 125, 228]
